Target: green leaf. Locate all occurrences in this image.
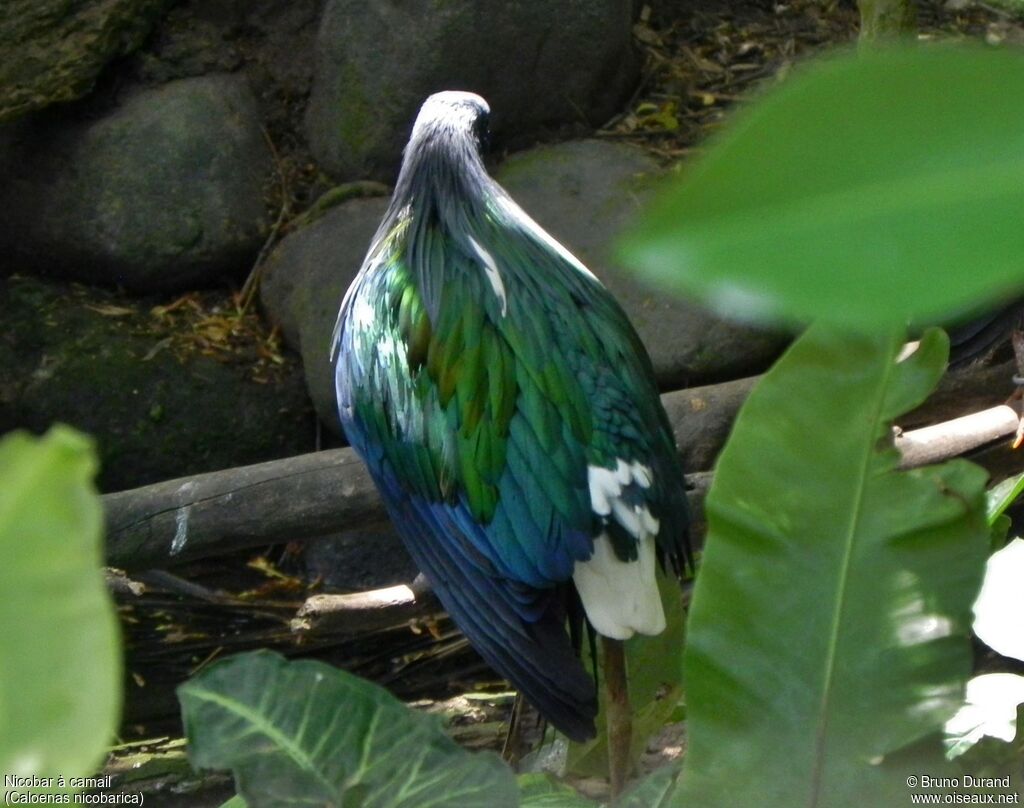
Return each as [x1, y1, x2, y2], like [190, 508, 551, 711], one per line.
[986, 471, 1024, 525]
[620, 45, 1024, 328]
[972, 538, 1024, 661]
[517, 773, 596, 807]
[567, 567, 685, 777]
[0, 427, 119, 794]
[178, 650, 517, 808]
[674, 324, 991, 807]
[617, 762, 681, 808]
[945, 674, 1024, 759]
[220, 798, 248, 808]
[951, 703, 1024, 781]
[989, 514, 1011, 552]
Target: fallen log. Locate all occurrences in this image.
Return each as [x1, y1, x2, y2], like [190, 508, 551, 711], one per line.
[104, 449, 391, 570]
[103, 359, 1019, 571]
[102, 380, 730, 570]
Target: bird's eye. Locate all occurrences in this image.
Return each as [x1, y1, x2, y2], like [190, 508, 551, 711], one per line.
[473, 111, 491, 152]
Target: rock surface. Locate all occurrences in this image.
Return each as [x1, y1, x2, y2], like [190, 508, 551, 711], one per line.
[128, 0, 323, 159]
[0, 0, 172, 122]
[497, 140, 789, 390]
[305, 0, 638, 180]
[0, 276, 314, 493]
[0, 74, 271, 293]
[261, 139, 788, 432]
[260, 196, 389, 428]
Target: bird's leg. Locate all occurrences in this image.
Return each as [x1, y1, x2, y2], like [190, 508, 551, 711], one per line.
[602, 636, 632, 798]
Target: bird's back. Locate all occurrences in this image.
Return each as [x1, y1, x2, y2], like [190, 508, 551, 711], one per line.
[333, 91, 689, 740]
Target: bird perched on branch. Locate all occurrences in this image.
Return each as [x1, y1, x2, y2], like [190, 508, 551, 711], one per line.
[332, 91, 690, 746]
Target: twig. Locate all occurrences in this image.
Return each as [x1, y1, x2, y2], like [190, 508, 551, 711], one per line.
[104, 568, 145, 597]
[133, 569, 232, 604]
[239, 126, 291, 313]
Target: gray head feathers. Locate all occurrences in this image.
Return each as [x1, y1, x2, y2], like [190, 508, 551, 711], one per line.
[393, 91, 493, 221]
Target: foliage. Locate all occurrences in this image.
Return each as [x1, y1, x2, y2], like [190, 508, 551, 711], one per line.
[517, 774, 597, 807]
[857, 0, 917, 42]
[972, 539, 1024, 665]
[954, 484, 1024, 765]
[179, 650, 518, 808]
[0, 427, 119, 797]
[946, 674, 1024, 760]
[984, 471, 1024, 527]
[985, 470, 1024, 549]
[620, 42, 1024, 806]
[673, 325, 989, 806]
[615, 760, 681, 807]
[619, 46, 1024, 330]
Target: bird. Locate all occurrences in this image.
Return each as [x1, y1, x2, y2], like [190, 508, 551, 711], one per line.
[331, 91, 690, 743]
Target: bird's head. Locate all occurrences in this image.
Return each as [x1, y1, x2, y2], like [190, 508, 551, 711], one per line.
[409, 91, 491, 154]
[395, 92, 493, 213]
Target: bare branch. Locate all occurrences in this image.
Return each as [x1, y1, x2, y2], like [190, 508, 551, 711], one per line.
[896, 404, 1020, 468]
[290, 581, 442, 636]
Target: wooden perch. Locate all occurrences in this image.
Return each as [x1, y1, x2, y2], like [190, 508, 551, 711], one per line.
[102, 359, 1019, 571]
[102, 382, 730, 570]
[103, 448, 391, 570]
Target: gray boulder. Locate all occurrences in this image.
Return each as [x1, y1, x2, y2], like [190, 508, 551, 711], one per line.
[497, 140, 789, 390]
[0, 74, 271, 292]
[0, 0, 172, 122]
[263, 139, 788, 432]
[261, 196, 389, 430]
[0, 275, 314, 494]
[305, 0, 637, 180]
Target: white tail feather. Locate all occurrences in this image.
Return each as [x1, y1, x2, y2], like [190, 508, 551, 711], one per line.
[573, 534, 664, 640]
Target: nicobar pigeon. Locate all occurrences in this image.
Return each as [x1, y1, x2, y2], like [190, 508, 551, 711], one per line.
[332, 91, 690, 741]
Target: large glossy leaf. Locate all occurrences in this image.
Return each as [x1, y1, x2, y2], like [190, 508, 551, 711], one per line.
[567, 567, 685, 776]
[674, 325, 991, 806]
[0, 427, 119, 795]
[985, 472, 1024, 550]
[617, 761, 681, 808]
[985, 472, 1024, 526]
[620, 46, 1024, 329]
[972, 538, 1024, 661]
[517, 774, 596, 807]
[179, 650, 517, 808]
[945, 673, 1024, 759]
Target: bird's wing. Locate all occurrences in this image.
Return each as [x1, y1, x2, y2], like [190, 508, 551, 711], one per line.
[476, 211, 690, 640]
[337, 226, 599, 738]
[480, 210, 691, 577]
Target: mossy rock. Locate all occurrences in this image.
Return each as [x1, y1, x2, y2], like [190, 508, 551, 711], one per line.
[0, 276, 314, 492]
[0, 0, 173, 122]
[0, 75, 271, 292]
[305, 0, 638, 180]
